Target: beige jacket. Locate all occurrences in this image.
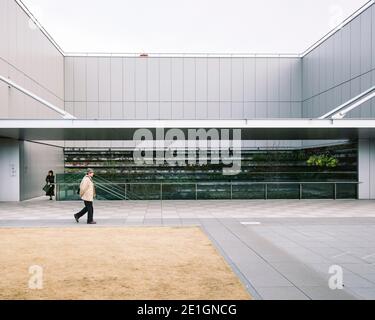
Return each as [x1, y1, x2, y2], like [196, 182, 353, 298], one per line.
[79, 175, 96, 202]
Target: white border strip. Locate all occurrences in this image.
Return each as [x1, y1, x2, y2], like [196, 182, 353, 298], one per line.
[2, 119, 375, 129]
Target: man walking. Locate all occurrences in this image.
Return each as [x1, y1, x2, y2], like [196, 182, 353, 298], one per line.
[74, 168, 97, 224]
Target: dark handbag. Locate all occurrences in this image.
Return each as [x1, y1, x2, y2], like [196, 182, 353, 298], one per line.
[43, 184, 51, 192]
[77, 187, 80, 195]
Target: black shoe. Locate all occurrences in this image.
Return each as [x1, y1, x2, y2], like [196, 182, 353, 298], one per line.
[87, 221, 97, 225]
[74, 214, 79, 223]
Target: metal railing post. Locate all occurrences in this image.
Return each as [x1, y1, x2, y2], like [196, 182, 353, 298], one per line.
[195, 184, 198, 200]
[125, 183, 127, 200]
[334, 183, 337, 200]
[230, 182, 233, 200]
[265, 184, 268, 200]
[160, 183, 163, 200]
[299, 183, 302, 200]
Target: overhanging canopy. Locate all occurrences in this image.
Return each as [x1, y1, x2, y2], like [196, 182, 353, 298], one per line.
[1, 119, 375, 140]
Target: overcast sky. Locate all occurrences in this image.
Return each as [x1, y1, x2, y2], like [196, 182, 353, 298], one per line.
[22, 0, 370, 54]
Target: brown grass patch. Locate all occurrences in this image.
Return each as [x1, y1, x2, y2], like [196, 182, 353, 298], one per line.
[0, 227, 251, 300]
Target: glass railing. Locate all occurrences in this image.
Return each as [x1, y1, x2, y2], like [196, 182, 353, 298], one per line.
[55, 181, 359, 201]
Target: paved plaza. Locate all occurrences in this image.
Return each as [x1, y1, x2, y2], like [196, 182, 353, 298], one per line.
[2, 198, 375, 300]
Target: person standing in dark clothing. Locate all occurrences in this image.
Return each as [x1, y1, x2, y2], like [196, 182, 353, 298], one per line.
[45, 170, 55, 200]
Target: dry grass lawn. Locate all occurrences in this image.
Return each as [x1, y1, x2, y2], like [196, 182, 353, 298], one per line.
[0, 227, 251, 300]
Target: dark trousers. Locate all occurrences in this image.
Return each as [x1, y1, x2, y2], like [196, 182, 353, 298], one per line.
[76, 201, 94, 223]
